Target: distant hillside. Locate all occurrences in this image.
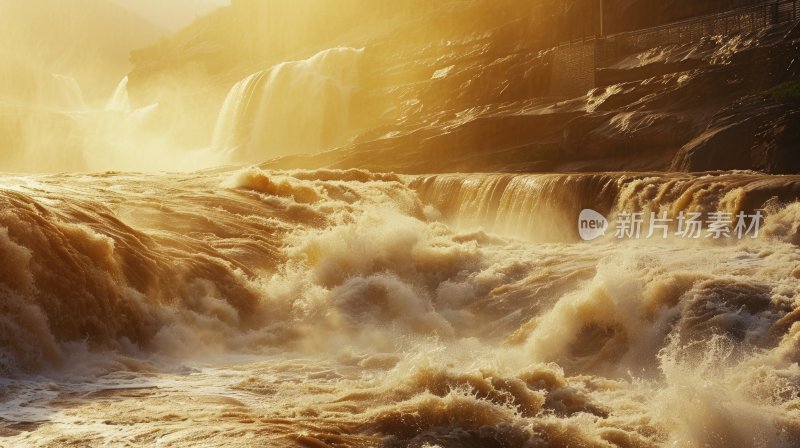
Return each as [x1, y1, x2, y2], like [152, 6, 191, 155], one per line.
[0, 0, 165, 103]
[127, 0, 766, 87]
[108, 0, 228, 32]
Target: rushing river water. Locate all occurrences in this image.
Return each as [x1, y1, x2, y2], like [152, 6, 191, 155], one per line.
[0, 168, 798, 447]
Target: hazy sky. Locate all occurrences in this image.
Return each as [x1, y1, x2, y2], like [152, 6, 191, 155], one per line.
[110, 0, 230, 31]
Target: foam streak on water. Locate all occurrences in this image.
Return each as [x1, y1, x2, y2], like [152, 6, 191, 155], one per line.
[0, 169, 798, 447]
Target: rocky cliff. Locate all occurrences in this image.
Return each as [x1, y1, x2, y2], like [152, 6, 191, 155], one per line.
[127, 0, 800, 173]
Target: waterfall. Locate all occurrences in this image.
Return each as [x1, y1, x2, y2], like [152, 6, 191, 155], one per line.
[247, 47, 363, 158]
[49, 74, 86, 110]
[411, 173, 797, 242]
[412, 174, 620, 241]
[106, 76, 131, 111]
[211, 47, 364, 160]
[211, 71, 267, 150]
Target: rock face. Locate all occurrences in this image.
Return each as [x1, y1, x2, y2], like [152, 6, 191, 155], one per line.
[564, 112, 695, 161]
[126, 0, 800, 174]
[754, 108, 800, 173]
[671, 96, 800, 172]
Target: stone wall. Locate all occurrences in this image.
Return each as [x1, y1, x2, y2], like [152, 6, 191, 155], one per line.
[548, 0, 799, 97]
[549, 40, 596, 97]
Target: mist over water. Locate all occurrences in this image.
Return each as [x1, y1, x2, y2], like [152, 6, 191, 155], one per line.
[1, 45, 363, 172]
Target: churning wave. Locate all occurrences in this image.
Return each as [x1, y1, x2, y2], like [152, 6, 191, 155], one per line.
[0, 168, 798, 446]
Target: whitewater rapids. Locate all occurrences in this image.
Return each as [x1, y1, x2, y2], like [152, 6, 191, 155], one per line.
[0, 168, 799, 447]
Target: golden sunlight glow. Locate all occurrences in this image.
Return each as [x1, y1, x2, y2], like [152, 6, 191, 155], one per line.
[1, 1, 799, 447]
